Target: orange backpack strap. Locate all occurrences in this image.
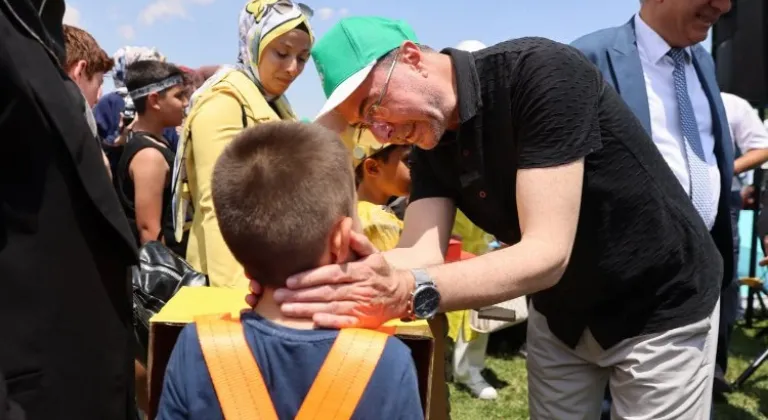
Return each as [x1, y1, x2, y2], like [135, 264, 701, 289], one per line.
[296, 328, 389, 420]
[195, 314, 278, 420]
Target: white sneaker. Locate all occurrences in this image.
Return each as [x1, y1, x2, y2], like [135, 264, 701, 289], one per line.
[462, 378, 498, 400]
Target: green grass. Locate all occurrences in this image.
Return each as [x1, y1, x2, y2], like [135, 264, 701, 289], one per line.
[448, 321, 768, 420]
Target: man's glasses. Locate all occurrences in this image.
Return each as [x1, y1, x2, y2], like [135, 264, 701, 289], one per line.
[357, 50, 401, 142]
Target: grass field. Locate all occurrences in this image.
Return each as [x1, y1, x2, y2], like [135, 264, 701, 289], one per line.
[448, 320, 768, 420]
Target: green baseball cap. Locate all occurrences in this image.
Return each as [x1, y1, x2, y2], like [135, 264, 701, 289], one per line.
[311, 16, 418, 119]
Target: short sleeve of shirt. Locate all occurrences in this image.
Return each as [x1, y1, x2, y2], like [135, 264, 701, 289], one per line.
[722, 93, 768, 153]
[409, 145, 456, 203]
[512, 40, 603, 168]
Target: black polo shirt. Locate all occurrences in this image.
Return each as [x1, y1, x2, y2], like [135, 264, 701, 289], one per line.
[410, 37, 722, 349]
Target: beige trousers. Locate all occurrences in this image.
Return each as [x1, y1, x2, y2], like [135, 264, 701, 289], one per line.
[527, 300, 719, 420]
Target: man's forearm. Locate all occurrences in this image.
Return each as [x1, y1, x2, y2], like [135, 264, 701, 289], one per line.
[404, 238, 566, 313]
[382, 245, 444, 270]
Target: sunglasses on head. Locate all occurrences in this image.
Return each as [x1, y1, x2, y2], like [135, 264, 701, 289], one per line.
[270, 0, 314, 18]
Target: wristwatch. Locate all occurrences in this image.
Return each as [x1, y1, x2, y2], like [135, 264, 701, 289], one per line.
[407, 269, 441, 320]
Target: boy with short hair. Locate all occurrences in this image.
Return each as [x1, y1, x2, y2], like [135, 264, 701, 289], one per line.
[157, 121, 423, 420]
[347, 126, 412, 251]
[62, 24, 113, 107]
[62, 24, 113, 177]
[116, 60, 188, 253]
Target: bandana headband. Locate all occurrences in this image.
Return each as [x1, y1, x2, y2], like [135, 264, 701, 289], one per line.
[129, 75, 184, 100]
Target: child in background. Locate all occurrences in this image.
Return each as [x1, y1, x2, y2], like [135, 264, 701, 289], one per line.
[157, 121, 423, 420]
[62, 24, 114, 178]
[347, 127, 412, 250]
[345, 126, 500, 400]
[115, 60, 188, 255]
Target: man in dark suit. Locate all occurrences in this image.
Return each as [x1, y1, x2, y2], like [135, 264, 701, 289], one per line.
[0, 1, 137, 419]
[572, 0, 734, 414]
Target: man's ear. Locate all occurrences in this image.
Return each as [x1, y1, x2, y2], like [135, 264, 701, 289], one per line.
[68, 59, 88, 81]
[399, 40, 424, 69]
[329, 216, 354, 264]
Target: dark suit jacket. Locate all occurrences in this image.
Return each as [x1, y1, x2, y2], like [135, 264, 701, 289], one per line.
[0, 1, 138, 419]
[572, 18, 735, 291]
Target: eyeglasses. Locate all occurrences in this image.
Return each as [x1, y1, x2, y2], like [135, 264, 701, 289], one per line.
[357, 50, 401, 141]
[270, 0, 314, 18]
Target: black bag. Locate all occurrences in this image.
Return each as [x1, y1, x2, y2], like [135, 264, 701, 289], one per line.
[132, 241, 207, 364]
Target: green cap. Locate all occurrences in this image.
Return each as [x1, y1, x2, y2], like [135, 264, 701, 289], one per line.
[311, 16, 418, 119]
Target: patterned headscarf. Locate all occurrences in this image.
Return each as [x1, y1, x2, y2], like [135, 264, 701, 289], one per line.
[236, 0, 314, 99]
[111, 46, 166, 89]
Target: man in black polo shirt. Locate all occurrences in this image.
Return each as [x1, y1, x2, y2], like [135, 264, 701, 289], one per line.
[256, 17, 723, 418]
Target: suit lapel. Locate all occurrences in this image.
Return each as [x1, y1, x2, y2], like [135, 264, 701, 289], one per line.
[691, 46, 734, 183]
[608, 19, 652, 136]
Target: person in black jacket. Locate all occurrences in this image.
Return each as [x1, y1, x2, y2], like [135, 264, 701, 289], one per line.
[0, 1, 138, 419]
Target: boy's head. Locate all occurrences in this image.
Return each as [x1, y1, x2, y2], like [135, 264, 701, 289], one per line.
[349, 127, 412, 197]
[63, 25, 114, 108]
[212, 121, 357, 288]
[125, 61, 188, 127]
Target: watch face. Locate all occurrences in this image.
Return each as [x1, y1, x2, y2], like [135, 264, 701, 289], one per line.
[413, 286, 441, 319]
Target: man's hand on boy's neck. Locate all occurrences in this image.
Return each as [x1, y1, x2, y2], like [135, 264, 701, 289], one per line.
[253, 216, 365, 330]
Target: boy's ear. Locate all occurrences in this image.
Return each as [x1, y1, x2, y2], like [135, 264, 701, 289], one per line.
[363, 158, 380, 178]
[329, 216, 354, 264]
[146, 92, 161, 110]
[68, 59, 87, 82]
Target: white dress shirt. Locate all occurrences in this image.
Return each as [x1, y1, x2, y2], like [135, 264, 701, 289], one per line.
[721, 92, 768, 188]
[635, 14, 720, 230]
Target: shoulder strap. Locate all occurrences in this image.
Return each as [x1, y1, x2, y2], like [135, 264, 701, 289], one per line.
[197, 315, 389, 420]
[295, 328, 389, 420]
[196, 314, 278, 420]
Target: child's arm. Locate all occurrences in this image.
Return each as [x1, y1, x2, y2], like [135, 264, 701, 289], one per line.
[130, 148, 167, 244]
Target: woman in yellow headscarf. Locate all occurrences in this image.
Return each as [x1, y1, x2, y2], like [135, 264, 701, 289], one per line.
[172, 0, 314, 288]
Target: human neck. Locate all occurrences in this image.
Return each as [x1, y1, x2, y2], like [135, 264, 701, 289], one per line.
[357, 183, 391, 206]
[253, 287, 316, 330]
[131, 115, 166, 139]
[639, 8, 686, 48]
[434, 53, 460, 130]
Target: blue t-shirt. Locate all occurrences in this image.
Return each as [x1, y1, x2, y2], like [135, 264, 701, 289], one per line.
[157, 312, 424, 420]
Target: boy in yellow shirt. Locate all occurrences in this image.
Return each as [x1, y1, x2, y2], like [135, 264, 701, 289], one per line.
[345, 127, 411, 251]
[344, 126, 499, 400]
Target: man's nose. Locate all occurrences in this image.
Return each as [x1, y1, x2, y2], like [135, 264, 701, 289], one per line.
[711, 0, 732, 14]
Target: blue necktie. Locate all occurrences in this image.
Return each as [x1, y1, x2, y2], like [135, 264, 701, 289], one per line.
[668, 48, 713, 224]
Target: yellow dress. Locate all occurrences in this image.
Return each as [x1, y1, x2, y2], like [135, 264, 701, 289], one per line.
[446, 210, 494, 342]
